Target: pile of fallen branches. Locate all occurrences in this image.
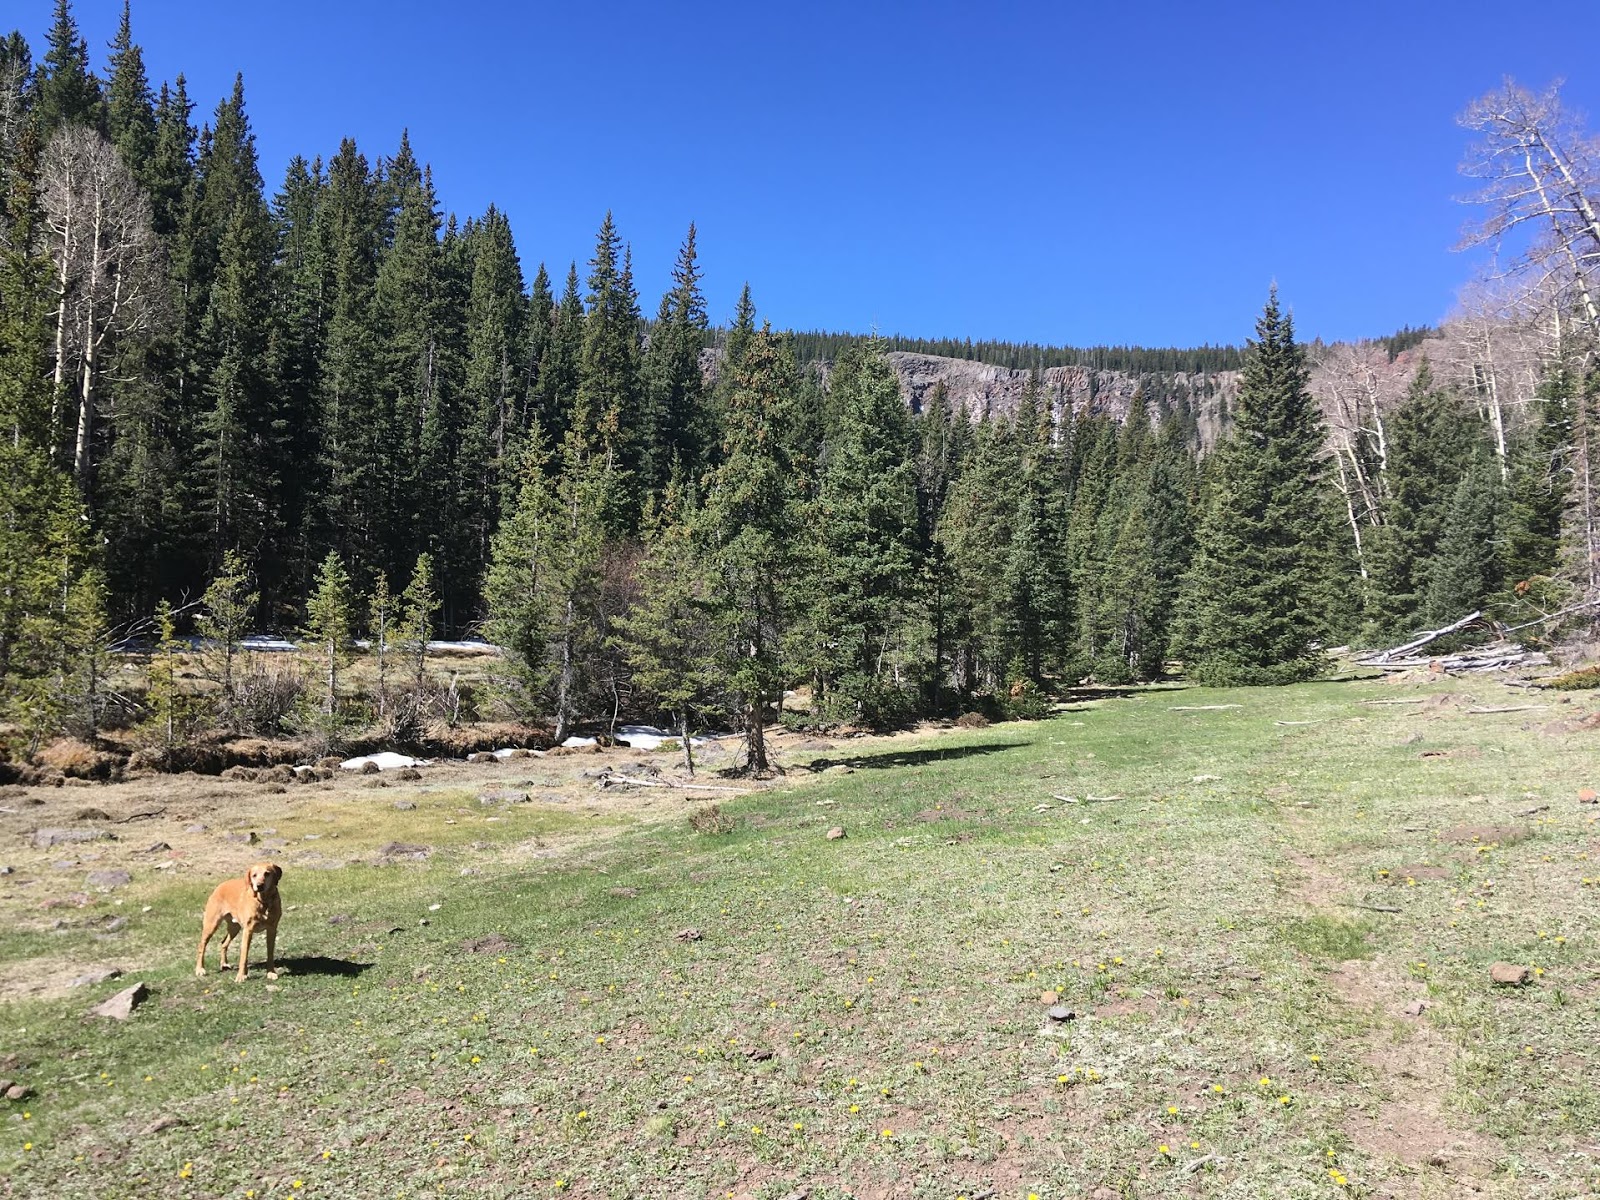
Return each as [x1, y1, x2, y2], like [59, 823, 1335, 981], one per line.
[1353, 611, 1550, 674]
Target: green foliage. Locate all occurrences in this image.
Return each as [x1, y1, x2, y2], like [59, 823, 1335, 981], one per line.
[791, 340, 923, 725]
[614, 482, 716, 771]
[1366, 362, 1476, 635]
[699, 325, 794, 770]
[397, 552, 440, 694]
[1178, 291, 1335, 686]
[196, 550, 256, 727]
[302, 550, 353, 717]
[1423, 452, 1504, 623]
[484, 425, 614, 738]
[141, 598, 203, 756]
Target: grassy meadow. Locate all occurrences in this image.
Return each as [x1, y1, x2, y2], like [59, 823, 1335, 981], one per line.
[2, 672, 1599, 1199]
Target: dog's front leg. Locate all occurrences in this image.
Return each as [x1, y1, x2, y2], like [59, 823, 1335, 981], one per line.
[234, 924, 253, 982]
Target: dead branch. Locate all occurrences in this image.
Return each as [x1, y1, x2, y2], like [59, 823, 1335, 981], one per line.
[1358, 611, 1482, 664]
[595, 772, 749, 794]
[1169, 704, 1244, 711]
[1466, 705, 1548, 714]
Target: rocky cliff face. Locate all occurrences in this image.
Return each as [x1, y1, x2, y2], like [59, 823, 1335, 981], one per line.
[885, 351, 1238, 443]
[704, 334, 1454, 448]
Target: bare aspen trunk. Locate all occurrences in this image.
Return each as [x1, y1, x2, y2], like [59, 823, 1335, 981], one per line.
[1333, 450, 1368, 579]
[678, 708, 694, 778]
[554, 595, 576, 744]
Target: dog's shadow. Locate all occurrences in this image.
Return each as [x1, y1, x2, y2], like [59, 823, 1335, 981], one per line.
[272, 955, 372, 979]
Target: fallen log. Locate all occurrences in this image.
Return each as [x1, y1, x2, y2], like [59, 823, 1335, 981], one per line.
[595, 772, 749, 794]
[1466, 705, 1548, 714]
[1169, 704, 1244, 711]
[1359, 611, 1482, 664]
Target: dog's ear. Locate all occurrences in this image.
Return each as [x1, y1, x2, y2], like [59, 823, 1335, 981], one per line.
[268, 863, 283, 885]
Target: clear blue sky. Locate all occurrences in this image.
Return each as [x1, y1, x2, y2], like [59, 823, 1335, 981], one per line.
[19, 0, 1600, 346]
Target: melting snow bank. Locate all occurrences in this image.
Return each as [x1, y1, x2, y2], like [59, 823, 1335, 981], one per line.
[561, 736, 598, 748]
[339, 752, 430, 771]
[613, 726, 741, 750]
[491, 747, 545, 759]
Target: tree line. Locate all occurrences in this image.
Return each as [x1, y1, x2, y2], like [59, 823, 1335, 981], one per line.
[0, 6, 1594, 764]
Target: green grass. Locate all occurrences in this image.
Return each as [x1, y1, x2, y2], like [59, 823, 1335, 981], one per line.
[4, 675, 1599, 1198]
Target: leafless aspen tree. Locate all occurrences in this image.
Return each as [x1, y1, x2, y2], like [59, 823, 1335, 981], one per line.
[39, 125, 164, 482]
[1458, 79, 1600, 345]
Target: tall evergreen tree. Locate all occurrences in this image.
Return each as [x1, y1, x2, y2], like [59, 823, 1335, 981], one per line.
[639, 223, 710, 494]
[1178, 291, 1336, 685]
[700, 326, 794, 771]
[1424, 452, 1504, 622]
[575, 212, 640, 504]
[792, 340, 921, 723]
[33, 0, 101, 136]
[1366, 361, 1476, 634]
[103, 3, 155, 185]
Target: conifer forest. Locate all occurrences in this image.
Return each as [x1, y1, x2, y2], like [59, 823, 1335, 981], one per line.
[2, 2, 1598, 769]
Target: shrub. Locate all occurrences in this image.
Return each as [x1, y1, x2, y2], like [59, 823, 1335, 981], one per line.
[687, 804, 739, 835]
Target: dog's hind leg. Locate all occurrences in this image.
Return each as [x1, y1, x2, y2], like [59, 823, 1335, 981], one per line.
[195, 913, 221, 977]
[218, 918, 239, 971]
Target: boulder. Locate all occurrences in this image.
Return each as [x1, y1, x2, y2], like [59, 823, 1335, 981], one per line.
[88, 982, 149, 1020]
[1489, 962, 1532, 986]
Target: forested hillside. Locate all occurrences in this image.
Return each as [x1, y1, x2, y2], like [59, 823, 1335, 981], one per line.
[1, 4, 1596, 763]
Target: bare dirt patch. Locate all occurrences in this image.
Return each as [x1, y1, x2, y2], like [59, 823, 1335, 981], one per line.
[1436, 824, 1529, 845]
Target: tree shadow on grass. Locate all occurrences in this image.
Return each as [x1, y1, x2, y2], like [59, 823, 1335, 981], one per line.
[809, 742, 1028, 771]
[273, 955, 373, 979]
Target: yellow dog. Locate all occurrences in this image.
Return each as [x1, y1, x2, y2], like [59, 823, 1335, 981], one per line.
[195, 862, 282, 982]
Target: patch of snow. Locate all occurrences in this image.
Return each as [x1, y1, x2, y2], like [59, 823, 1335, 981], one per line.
[240, 635, 298, 653]
[339, 752, 429, 771]
[560, 736, 598, 748]
[491, 747, 545, 759]
[615, 724, 710, 750]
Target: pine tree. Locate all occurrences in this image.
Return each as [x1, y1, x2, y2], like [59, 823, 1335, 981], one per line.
[938, 416, 1021, 696]
[639, 223, 710, 494]
[700, 326, 794, 771]
[198, 549, 257, 729]
[59, 564, 111, 743]
[104, 3, 155, 186]
[1501, 364, 1577, 586]
[484, 424, 613, 740]
[34, 0, 101, 136]
[143, 597, 198, 759]
[318, 138, 384, 576]
[459, 205, 524, 571]
[1424, 452, 1504, 622]
[375, 135, 446, 574]
[793, 340, 921, 724]
[615, 481, 716, 774]
[302, 550, 353, 716]
[575, 212, 640, 504]
[532, 263, 582, 443]
[368, 570, 393, 718]
[1366, 362, 1475, 635]
[1179, 291, 1336, 685]
[398, 551, 440, 694]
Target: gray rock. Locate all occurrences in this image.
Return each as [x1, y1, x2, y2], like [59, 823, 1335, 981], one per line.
[102, 916, 128, 932]
[86, 869, 132, 889]
[88, 982, 149, 1020]
[32, 827, 105, 849]
[377, 842, 431, 860]
[70, 967, 122, 987]
[392, 800, 417, 811]
[1047, 1005, 1076, 1023]
[479, 790, 530, 806]
[5, 1083, 29, 1102]
[0, 866, 12, 876]
[224, 831, 260, 845]
[184, 823, 206, 834]
[142, 842, 170, 853]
